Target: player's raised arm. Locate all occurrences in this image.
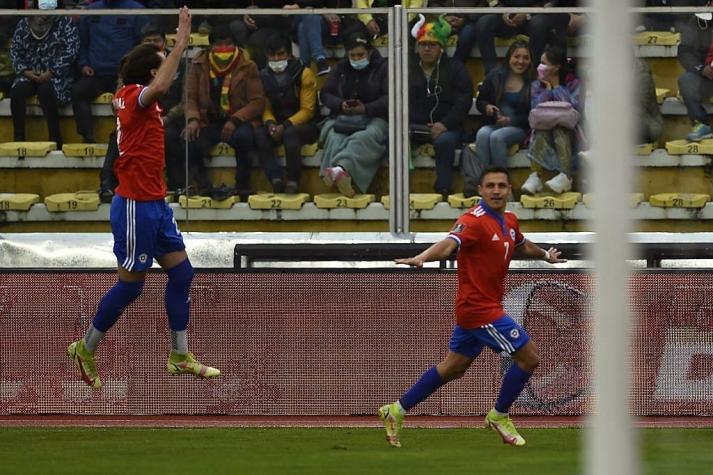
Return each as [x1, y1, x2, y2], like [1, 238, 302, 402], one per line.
[514, 239, 567, 264]
[395, 238, 458, 267]
[140, 6, 191, 106]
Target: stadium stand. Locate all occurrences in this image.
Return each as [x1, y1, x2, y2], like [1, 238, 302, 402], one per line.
[1, 8, 712, 233]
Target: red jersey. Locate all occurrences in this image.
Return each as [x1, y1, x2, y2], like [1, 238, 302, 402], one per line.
[113, 84, 167, 200]
[447, 203, 525, 329]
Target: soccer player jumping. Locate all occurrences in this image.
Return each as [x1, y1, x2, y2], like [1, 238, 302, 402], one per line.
[379, 165, 565, 447]
[68, 7, 220, 389]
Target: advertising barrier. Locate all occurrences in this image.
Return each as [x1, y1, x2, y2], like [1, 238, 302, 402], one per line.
[0, 271, 710, 416]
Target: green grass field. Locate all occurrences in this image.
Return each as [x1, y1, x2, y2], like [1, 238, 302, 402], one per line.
[1, 427, 711, 474]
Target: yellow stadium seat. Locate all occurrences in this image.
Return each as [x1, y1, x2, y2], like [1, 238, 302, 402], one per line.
[209, 142, 235, 157]
[45, 191, 100, 212]
[665, 139, 713, 155]
[655, 88, 670, 105]
[313, 193, 375, 209]
[248, 192, 310, 210]
[582, 192, 644, 208]
[447, 193, 481, 208]
[446, 34, 458, 47]
[0, 193, 40, 211]
[27, 95, 39, 105]
[636, 143, 654, 155]
[381, 193, 443, 210]
[62, 143, 109, 157]
[0, 91, 4, 100]
[166, 33, 210, 47]
[649, 192, 710, 208]
[93, 92, 114, 104]
[632, 31, 680, 46]
[276, 142, 319, 157]
[0, 141, 56, 157]
[178, 195, 237, 209]
[520, 192, 581, 209]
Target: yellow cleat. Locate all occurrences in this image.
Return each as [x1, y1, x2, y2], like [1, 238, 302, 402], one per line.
[67, 340, 102, 390]
[378, 402, 404, 448]
[166, 351, 220, 379]
[485, 408, 526, 446]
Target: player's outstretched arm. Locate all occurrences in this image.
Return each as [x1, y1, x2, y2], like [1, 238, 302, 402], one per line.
[140, 6, 191, 106]
[514, 239, 567, 264]
[395, 238, 458, 267]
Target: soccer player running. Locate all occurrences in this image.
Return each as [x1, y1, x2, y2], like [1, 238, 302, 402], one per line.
[68, 7, 220, 390]
[379, 165, 565, 447]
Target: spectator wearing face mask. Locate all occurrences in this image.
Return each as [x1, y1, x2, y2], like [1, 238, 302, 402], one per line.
[522, 45, 582, 195]
[255, 33, 319, 194]
[318, 31, 388, 197]
[677, 1, 713, 141]
[10, 3, 79, 147]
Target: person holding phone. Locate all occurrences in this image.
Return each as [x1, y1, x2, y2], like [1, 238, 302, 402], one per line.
[318, 31, 388, 197]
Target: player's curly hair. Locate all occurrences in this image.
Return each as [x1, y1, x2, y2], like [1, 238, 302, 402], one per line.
[120, 43, 163, 86]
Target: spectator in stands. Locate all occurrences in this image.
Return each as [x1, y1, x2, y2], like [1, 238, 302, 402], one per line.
[10, 6, 79, 147]
[636, 57, 663, 144]
[183, 24, 265, 200]
[463, 40, 532, 198]
[428, 0, 490, 63]
[294, 0, 352, 76]
[255, 34, 319, 194]
[409, 15, 473, 198]
[475, 0, 541, 74]
[229, 0, 296, 70]
[0, 0, 20, 97]
[72, 0, 149, 144]
[319, 30, 388, 197]
[351, 0, 424, 40]
[528, 0, 586, 68]
[522, 45, 582, 195]
[677, 1, 713, 142]
[637, 0, 687, 33]
[99, 25, 187, 202]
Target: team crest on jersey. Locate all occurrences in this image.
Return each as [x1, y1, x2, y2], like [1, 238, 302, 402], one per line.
[510, 328, 520, 339]
[451, 223, 465, 233]
[509, 228, 516, 241]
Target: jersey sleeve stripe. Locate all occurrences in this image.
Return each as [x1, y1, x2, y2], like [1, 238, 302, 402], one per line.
[137, 86, 150, 108]
[447, 234, 461, 248]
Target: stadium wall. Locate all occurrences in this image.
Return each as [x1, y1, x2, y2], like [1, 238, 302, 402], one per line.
[0, 270, 710, 416]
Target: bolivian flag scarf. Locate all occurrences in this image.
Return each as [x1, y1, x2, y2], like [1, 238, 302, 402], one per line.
[209, 46, 240, 114]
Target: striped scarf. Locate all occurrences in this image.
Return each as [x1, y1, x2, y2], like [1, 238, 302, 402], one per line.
[209, 47, 240, 114]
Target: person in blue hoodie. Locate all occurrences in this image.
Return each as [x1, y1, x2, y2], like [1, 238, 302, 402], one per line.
[71, 0, 149, 143]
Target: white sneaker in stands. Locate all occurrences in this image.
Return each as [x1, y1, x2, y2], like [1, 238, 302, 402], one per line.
[520, 172, 543, 195]
[545, 172, 572, 194]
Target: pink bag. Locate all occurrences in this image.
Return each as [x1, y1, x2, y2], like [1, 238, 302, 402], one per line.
[528, 101, 580, 130]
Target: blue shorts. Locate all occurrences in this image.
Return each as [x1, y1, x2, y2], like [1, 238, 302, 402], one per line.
[110, 195, 185, 272]
[449, 315, 530, 358]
